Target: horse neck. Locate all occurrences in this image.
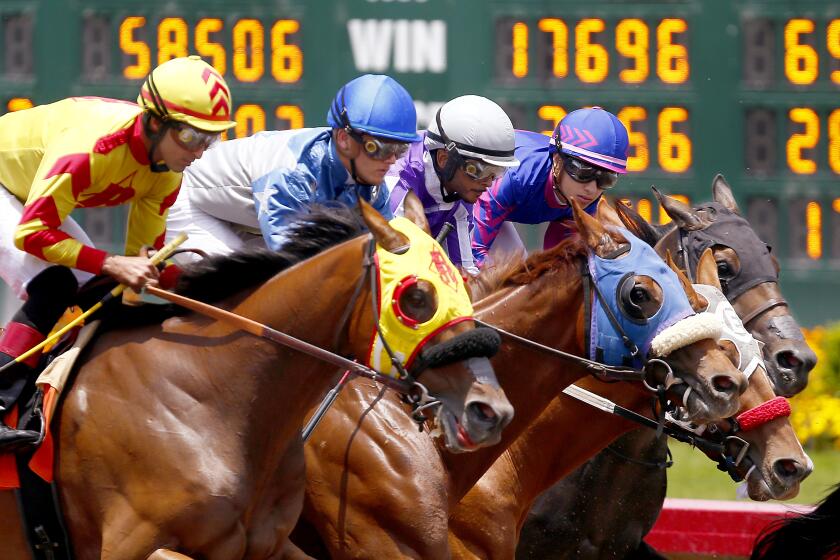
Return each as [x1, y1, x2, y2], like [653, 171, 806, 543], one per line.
[444, 269, 590, 502]
[219, 236, 368, 420]
[502, 375, 655, 517]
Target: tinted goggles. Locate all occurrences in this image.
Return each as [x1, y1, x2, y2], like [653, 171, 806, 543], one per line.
[350, 132, 410, 161]
[562, 155, 619, 190]
[462, 158, 506, 182]
[171, 124, 221, 151]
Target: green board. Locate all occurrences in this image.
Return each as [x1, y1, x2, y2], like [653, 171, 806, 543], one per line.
[0, 0, 838, 325]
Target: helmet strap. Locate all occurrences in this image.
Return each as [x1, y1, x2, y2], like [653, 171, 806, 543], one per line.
[430, 149, 462, 203]
[332, 88, 375, 189]
[142, 112, 172, 173]
[430, 108, 464, 202]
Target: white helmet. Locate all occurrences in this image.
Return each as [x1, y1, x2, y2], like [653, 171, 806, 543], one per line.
[426, 95, 520, 168]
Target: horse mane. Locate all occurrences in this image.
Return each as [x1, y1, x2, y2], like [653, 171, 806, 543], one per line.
[174, 205, 366, 303]
[750, 483, 840, 559]
[470, 236, 588, 301]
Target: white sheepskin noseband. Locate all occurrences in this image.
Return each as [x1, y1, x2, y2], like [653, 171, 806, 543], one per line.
[649, 312, 722, 358]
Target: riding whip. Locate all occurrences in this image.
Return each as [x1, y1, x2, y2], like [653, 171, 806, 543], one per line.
[0, 233, 188, 374]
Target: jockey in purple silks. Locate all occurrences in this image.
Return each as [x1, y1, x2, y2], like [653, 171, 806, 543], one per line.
[386, 96, 519, 275]
[471, 107, 630, 268]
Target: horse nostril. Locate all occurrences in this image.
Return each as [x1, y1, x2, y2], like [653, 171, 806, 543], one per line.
[712, 375, 736, 393]
[468, 402, 497, 423]
[773, 458, 804, 480]
[776, 351, 801, 371]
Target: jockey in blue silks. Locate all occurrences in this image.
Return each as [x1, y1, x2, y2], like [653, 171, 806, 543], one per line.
[471, 107, 630, 267]
[386, 96, 520, 274]
[165, 74, 421, 255]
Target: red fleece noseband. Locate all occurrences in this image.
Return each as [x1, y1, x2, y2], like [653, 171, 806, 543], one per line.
[736, 396, 791, 432]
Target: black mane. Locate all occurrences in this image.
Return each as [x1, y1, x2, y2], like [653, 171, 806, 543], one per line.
[174, 205, 366, 303]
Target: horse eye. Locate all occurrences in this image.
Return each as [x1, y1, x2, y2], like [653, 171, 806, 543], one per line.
[630, 286, 650, 305]
[397, 282, 438, 324]
[716, 261, 733, 278]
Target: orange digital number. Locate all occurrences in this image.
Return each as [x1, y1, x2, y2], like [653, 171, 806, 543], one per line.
[271, 19, 303, 83]
[829, 109, 840, 174]
[615, 19, 649, 84]
[806, 201, 822, 260]
[233, 19, 265, 82]
[234, 104, 267, 138]
[575, 19, 608, 83]
[636, 198, 654, 223]
[828, 20, 840, 84]
[784, 19, 818, 85]
[276, 105, 305, 130]
[787, 107, 819, 174]
[7, 98, 33, 112]
[617, 106, 649, 172]
[658, 107, 692, 173]
[657, 19, 689, 84]
[538, 18, 568, 78]
[538, 105, 567, 136]
[158, 17, 188, 64]
[120, 16, 151, 79]
[196, 18, 226, 75]
[511, 22, 528, 78]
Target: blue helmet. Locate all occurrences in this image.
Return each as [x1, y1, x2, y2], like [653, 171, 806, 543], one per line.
[327, 74, 422, 143]
[550, 107, 629, 174]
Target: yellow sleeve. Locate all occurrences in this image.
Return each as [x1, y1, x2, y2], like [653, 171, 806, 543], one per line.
[14, 133, 109, 274]
[124, 176, 182, 255]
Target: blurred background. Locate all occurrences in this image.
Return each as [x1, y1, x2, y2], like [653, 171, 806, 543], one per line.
[0, 0, 837, 537]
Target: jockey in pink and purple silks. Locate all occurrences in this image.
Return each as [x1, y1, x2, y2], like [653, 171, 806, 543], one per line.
[471, 107, 630, 267]
[387, 96, 520, 275]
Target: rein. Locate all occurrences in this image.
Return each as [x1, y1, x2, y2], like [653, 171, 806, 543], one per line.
[561, 383, 790, 482]
[145, 286, 415, 395]
[473, 254, 679, 390]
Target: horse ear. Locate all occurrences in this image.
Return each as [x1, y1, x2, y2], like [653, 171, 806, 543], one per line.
[401, 190, 432, 236]
[665, 250, 706, 312]
[359, 199, 409, 252]
[614, 200, 662, 246]
[652, 186, 705, 231]
[711, 173, 741, 215]
[695, 247, 723, 291]
[571, 198, 623, 257]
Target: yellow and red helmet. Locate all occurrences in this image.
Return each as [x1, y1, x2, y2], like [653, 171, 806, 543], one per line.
[138, 55, 236, 132]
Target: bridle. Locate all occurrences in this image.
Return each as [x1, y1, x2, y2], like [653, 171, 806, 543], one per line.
[474, 253, 689, 433]
[670, 218, 787, 328]
[327, 236, 500, 432]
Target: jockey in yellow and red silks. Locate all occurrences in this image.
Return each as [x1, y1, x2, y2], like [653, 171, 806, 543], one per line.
[0, 55, 236, 452]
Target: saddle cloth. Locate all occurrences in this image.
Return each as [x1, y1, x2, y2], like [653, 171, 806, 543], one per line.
[0, 320, 101, 489]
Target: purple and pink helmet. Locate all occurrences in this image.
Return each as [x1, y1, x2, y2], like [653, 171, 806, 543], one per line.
[550, 107, 629, 174]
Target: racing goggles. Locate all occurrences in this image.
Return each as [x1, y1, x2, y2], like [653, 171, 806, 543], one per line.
[171, 124, 221, 151]
[462, 158, 506, 182]
[350, 132, 410, 161]
[562, 155, 619, 190]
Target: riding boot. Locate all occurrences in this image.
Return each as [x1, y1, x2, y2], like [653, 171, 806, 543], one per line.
[0, 331, 44, 451]
[0, 266, 78, 452]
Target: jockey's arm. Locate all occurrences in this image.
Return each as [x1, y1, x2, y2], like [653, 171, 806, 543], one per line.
[471, 176, 518, 267]
[13, 134, 164, 292]
[252, 169, 312, 251]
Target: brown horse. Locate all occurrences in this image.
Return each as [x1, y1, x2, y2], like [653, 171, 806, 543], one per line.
[632, 176, 816, 397]
[508, 180, 818, 559]
[447, 248, 812, 560]
[0, 202, 514, 560]
[294, 202, 746, 559]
